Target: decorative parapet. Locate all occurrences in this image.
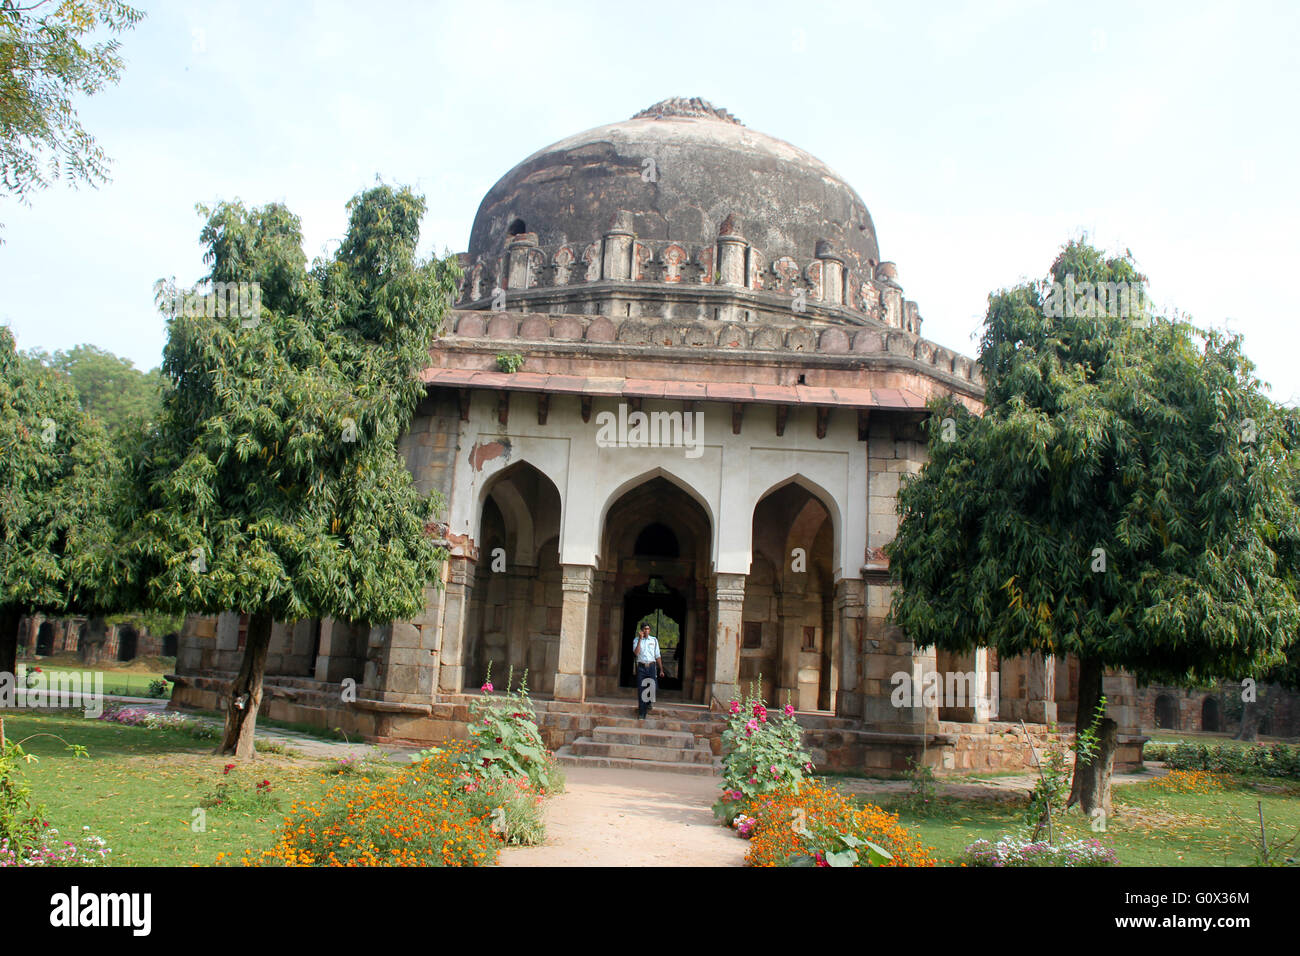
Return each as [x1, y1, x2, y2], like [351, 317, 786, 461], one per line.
[446, 310, 984, 388]
[457, 215, 926, 337]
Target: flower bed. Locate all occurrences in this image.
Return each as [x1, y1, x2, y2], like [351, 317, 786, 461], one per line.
[1150, 768, 1228, 794]
[0, 825, 112, 867]
[962, 836, 1118, 867]
[742, 781, 938, 867]
[234, 744, 503, 867]
[99, 706, 217, 740]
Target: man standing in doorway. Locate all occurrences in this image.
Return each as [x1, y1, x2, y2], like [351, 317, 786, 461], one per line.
[633, 623, 664, 719]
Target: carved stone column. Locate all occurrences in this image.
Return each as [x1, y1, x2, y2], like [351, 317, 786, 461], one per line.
[834, 578, 865, 719]
[709, 572, 746, 705]
[436, 554, 476, 695]
[554, 564, 595, 701]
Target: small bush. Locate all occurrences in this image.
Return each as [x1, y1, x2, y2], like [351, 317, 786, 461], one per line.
[459, 775, 546, 846]
[714, 686, 813, 822]
[460, 667, 561, 794]
[202, 764, 280, 812]
[1162, 740, 1300, 780]
[962, 836, 1117, 867]
[743, 782, 937, 867]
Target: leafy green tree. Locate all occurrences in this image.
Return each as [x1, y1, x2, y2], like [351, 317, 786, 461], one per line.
[0, 0, 144, 235]
[23, 344, 162, 438]
[0, 325, 119, 678]
[111, 186, 458, 757]
[888, 240, 1300, 812]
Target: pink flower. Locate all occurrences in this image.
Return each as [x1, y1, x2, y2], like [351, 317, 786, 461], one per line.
[784, 704, 795, 717]
[752, 704, 766, 718]
[728, 700, 741, 715]
[744, 718, 759, 735]
[804, 761, 814, 772]
[769, 764, 779, 775]
[481, 682, 493, 692]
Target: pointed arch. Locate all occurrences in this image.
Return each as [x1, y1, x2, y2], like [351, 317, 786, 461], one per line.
[596, 465, 717, 566]
[751, 473, 843, 578]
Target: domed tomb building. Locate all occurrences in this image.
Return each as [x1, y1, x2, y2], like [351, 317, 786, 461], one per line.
[171, 98, 1144, 773]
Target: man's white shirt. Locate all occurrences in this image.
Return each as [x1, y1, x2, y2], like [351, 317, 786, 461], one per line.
[633, 633, 661, 664]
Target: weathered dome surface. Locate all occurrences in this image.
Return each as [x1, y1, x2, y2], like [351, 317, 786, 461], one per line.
[468, 98, 880, 270]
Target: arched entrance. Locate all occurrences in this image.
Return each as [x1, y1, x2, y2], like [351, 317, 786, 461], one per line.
[749, 481, 836, 710]
[594, 476, 712, 702]
[1202, 696, 1221, 732]
[35, 622, 54, 656]
[620, 575, 687, 691]
[1154, 694, 1178, 730]
[465, 461, 564, 694]
[116, 626, 138, 662]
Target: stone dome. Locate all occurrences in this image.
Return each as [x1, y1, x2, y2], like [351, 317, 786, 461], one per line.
[467, 97, 880, 271]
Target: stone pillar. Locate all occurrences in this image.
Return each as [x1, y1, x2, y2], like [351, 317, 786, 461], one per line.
[554, 564, 594, 701]
[717, 217, 747, 287]
[815, 240, 844, 306]
[601, 211, 634, 281]
[709, 572, 746, 705]
[1026, 653, 1057, 724]
[974, 647, 996, 722]
[436, 554, 476, 694]
[506, 568, 534, 675]
[774, 582, 801, 704]
[834, 578, 865, 718]
[505, 232, 539, 290]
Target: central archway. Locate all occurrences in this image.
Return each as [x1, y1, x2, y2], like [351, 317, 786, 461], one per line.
[593, 476, 712, 702]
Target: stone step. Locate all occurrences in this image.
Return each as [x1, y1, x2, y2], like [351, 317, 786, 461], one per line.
[590, 726, 698, 747]
[554, 749, 720, 776]
[566, 738, 716, 764]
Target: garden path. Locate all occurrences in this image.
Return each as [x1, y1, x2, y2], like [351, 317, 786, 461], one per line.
[498, 765, 749, 867]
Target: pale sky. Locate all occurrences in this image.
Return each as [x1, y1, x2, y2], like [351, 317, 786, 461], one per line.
[2, 0, 1297, 402]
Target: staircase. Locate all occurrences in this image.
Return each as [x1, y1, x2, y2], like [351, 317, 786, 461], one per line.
[552, 702, 724, 776]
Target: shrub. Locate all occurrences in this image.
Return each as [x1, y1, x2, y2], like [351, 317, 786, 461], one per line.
[459, 775, 546, 846]
[238, 745, 502, 867]
[1151, 769, 1228, 794]
[146, 678, 171, 698]
[715, 686, 813, 817]
[99, 706, 218, 740]
[0, 825, 112, 867]
[962, 836, 1117, 867]
[743, 781, 937, 867]
[1162, 740, 1300, 780]
[459, 666, 561, 794]
[202, 764, 280, 812]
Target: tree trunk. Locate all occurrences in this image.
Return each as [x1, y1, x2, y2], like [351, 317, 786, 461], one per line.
[1067, 654, 1118, 817]
[1235, 698, 1261, 741]
[0, 605, 22, 689]
[217, 611, 274, 759]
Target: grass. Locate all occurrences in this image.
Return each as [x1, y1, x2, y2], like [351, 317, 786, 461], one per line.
[864, 775, 1300, 866]
[17, 660, 171, 699]
[1, 710, 341, 866]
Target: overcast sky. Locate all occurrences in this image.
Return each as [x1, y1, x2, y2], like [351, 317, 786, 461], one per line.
[2, 1, 1297, 402]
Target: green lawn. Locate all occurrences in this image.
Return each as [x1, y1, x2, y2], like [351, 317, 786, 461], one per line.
[17, 661, 170, 699]
[867, 778, 1300, 866]
[0, 710, 358, 866]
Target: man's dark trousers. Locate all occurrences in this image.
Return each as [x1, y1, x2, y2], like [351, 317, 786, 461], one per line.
[636, 663, 658, 718]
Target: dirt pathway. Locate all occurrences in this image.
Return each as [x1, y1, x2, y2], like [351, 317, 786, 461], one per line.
[499, 766, 747, 867]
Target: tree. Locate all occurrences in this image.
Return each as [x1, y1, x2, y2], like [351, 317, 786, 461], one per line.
[0, 324, 119, 679]
[23, 344, 162, 439]
[0, 0, 144, 235]
[111, 186, 459, 757]
[887, 239, 1300, 814]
